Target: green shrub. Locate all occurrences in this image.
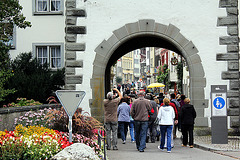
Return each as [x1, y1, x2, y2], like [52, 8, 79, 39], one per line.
[3, 52, 65, 105]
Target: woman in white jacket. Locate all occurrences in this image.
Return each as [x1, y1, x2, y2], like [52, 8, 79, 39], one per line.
[157, 98, 175, 153]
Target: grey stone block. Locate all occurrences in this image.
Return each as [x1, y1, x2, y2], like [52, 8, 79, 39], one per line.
[90, 76, 104, 88]
[189, 63, 205, 78]
[228, 61, 239, 71]
[154, 23, 167, 34]
[173, 33, 189, 47]
[230, 116, 240, 128]
[195, 117, 208, 127]
[66, 0, 76, 8]
[64, 84, 76, 90]
[66, 17, 77, 25]
[65, 51, 76, 60]
[66, 43, 85, 51]
[106, 34, 119, 49]
[138, 19, 155, 32]
[94, 40, 112, 58]
[65, 34, 77, 42]
[219, 0, 238, 8]
[230, 80, 239, 90]
[183, 41, 199, 57]
[228, 108, 239, 116]
[227, 8, 238, 15]
[125, 22, 140, 35]
[191, 99, 209, 108]
[188, 54, 202, 65]
[227, 45, 238, 52]
[228, 26, 238, 35]
[190, 77, 206, 87]
[65, 60, 83, 67]
[65, 67, 75, 75]
[219, 36, 238, 45]
[218, 16, 238, 26]
[191, 87, 205, 100]
[93, 54, 107, 66]
[66, 26, 86, 34]
[216, 53, 238, 61]
[65, 75, 82, 84]
[195, 108, 204, 117]
[165, 24, 180, 39]
[92, 65, 105, 76]
[66, 9, 86, 17]
[229, 98, 239, 108]
[227, 90, 239, 97]
[222, 71, 239, 79]
[113, 26, 129, 41]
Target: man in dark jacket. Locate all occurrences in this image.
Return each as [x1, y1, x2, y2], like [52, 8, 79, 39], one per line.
[180, 98, 197, 148]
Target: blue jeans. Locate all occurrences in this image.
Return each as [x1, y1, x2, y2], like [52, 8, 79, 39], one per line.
[160, 125, 173, 151]
[118, 121, 129, 141]
[134, 121, 148, 151]
[129, 120, 135, 141]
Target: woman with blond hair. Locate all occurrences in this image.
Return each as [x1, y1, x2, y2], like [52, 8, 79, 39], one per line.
[181, 98, 196, 148]
[157, 98, 175, 153]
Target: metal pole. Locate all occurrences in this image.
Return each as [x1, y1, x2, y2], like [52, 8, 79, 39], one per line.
[69, 116, 72, 142]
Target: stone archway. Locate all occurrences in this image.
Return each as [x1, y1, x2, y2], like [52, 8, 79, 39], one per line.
[90, 19, 208, 126]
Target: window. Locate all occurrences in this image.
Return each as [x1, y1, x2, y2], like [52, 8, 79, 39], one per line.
[33, 0, 63, 15]
[33, 43, 64, 69]
[134, 59, 139, 64]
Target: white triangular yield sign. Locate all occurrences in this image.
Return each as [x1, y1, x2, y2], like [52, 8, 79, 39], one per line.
[56, 90, 86, 117]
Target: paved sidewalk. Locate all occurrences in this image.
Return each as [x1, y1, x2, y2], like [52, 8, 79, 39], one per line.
[194, 136, 240, 159]
[106, 132, 240, 160]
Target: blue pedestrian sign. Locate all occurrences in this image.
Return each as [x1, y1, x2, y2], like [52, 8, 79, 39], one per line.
[211, 93, 227, 117]
[213, 97, 225, 109]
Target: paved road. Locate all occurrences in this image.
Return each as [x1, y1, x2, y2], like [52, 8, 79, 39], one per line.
[107, 137, 237, 160]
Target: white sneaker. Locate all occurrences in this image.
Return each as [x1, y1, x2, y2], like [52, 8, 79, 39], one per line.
[167, 151, 171, 153]
[158, 146, 164, 151]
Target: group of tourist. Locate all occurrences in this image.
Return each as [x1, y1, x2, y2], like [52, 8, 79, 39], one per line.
[103, 88, 196, 153]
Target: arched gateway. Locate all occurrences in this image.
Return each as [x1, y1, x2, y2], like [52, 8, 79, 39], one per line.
[91, 20, 208, 126]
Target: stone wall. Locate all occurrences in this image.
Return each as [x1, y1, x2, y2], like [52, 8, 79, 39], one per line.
[217, 0, 239, 128]
[65, 0, 86, 90]
[0, 104, 61, 131]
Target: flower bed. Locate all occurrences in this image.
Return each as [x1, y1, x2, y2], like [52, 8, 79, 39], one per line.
[1, 106, 105, 159]
[0, 125, 72, 159]
[0, 125, 104, 159]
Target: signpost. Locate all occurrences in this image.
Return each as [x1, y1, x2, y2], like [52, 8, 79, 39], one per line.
[211, 85, 228, 144]
[56, 90, 86, 142]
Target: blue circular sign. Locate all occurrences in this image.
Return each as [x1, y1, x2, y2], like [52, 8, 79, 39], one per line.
[213, 97, 225, 109]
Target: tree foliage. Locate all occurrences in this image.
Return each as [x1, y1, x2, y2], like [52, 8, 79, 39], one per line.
[0, 0, 31, 103]
[0, 0, 31, 43]
[3, 52, 65, 105]
[156, 64, 169, 88]
[116, 76, 122, 84]
[176, 62, 183, 93]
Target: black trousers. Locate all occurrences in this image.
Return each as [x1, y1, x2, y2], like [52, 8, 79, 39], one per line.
[182, 124, 194, 146]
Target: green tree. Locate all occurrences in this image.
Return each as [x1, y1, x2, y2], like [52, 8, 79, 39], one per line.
[176, 62, 183, 93]
[4, 52, 65, 105]
[116, 76, 122, 84]
[156, 64, 169, 89]
[0, 0, 31, 103]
